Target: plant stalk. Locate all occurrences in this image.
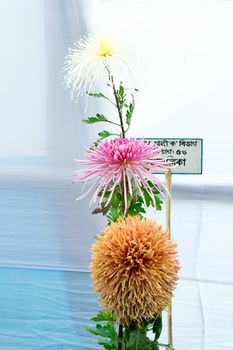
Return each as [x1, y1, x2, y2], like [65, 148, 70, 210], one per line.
[117, 323, 123, 350]
[165, 168, 173, 347]
[111, 76, 125, 138]
[105, 64, 127, 350]
[105, 64, 126, 137]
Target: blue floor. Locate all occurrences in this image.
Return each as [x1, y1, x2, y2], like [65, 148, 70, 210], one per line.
[1, 173, 233, 349]
[1, 266, 233, 349]
[0, 267, 100, 350]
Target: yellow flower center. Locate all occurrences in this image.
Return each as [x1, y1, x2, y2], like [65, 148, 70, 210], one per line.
[96, 39, 113, 57]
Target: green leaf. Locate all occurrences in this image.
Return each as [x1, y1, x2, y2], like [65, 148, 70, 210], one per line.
[118, 85, 124, 100]
[123, 325, 131, 344]
[87, 92, 117, 106]
[127, 199, 146, 217]
[126, 95, 135, 128]
[117, 84, 126, 109]
[98, 339, 117, 350]
[139, 183, 163, 211]
[127, 189, 137, 209]
[107, 207, 122, 223]
[92, 207, 104, 215]
[125, 328, 152, 350]
[147, 181, 160, 195]
[98, 130, 113, 139]
[85, 323, 117, 342]
[150, 342, 160, 350]
[102, 204, 112, 216]
[91, 311, 116, 322]
[155, 195, 163, 211]
[83, 114, 109, 124]
[110, 190, 121, 209]
[142, 190, 152, 207]
[133, 203, 146, 213]
[96, 324, 116, 338]
[85, 326, 102, 337]
[87, 92, 106, 98]
[98, 191, 110, 199]
[86, 311, 118, 350]
[152, 315, 162, 341]
[92, 203, 111, 216]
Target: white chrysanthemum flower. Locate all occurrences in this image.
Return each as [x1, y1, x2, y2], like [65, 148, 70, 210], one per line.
[64, 34, 138, 100]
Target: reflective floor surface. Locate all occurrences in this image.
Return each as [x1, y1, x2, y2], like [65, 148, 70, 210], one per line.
[0, 266, 233, 350]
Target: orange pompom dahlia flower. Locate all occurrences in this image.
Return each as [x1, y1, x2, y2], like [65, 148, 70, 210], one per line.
[91, 216, 180, 326]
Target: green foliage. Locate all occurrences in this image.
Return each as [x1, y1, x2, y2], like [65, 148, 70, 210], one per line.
[94, 183, 163, 223]
[85, 83, 137, 137]
[107, 207, 123, 223]
[141, 182, 163, 211]
[86, 312, 171, 350]
[85, 311, 118, 350]
[83, 114, 109, 124]
[128, 188, 163, 215]
[152, 315, 163, 341]
[104, 187, 149, 223]
[126, 95, 135, 129]
[92, 202, 111, 215]
[87, 92, 106, 98]
[94, 188, 123, 223]
[124, 324, 164, 350]
[110, 190, 122, 209]
[125, 328, 153, 350]
[85, 85, 163, 220]
[117, 83, 126, 110]
[123, 314, 172, 350]
[155, 195, 163, 211]
[87, 92, 116, 106]
[115, 83, 136, 132]
[98, 130, 117, 139]
[86, 324, 118, 350]
[87, 92, 107, 98]
[127, 197, 146, 217]
[91, 310, 116, 322]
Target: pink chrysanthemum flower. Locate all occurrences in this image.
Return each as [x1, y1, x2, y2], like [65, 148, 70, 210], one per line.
[73, 138, 169, 211]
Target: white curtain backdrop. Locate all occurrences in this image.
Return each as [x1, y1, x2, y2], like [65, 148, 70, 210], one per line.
[0, 0, 105, 271]
[0, 1, 233, 349]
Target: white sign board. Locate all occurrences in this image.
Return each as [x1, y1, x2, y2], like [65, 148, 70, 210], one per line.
[144, 138, 203, 174]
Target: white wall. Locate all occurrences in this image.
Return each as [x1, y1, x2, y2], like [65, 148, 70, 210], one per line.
[0, 0, 46, 158]
[1, 0, 233, 175]
[100, 0, 233, 175]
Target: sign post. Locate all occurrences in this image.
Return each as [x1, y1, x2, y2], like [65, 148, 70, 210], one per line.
[165, 168, 173, 346]
[142, 138, 203, 348]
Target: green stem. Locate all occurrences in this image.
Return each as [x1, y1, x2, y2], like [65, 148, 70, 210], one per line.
[111, 77, 125, 138]
[117, 324, 123, 350]
[125, 124, 130, 133]
[109, 133, 121, 137]
[104, 64, 126, 138]
[103, 65, 128, 350]
[105, 120, 121, 127]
